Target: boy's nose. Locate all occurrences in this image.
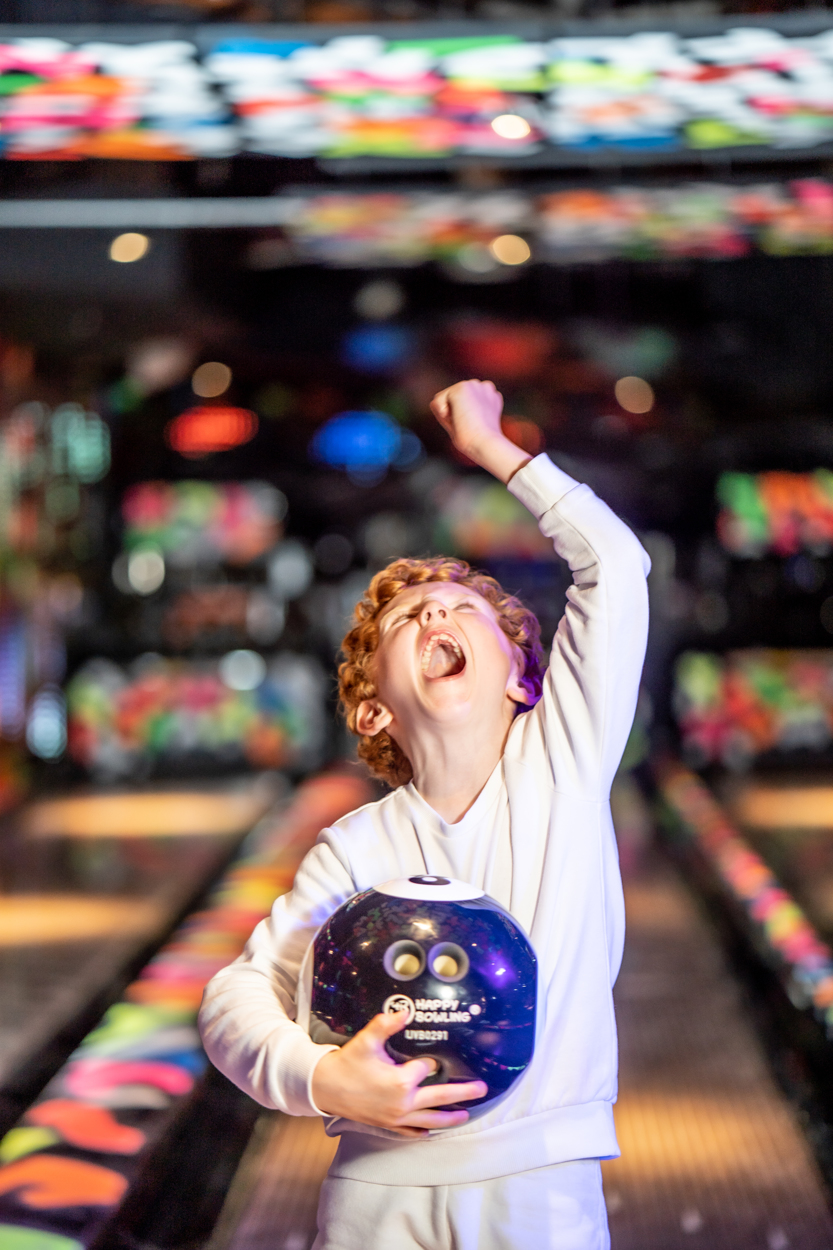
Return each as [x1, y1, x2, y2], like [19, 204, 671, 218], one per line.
[420, 600, 447, 625]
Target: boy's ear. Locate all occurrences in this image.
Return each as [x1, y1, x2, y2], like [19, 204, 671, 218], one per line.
[356, 698, 394, 737]
[507, 674, 534, 706]
[506, 652, 535, 706]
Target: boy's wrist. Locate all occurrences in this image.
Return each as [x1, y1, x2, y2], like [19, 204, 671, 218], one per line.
[465, 432, 532, 483]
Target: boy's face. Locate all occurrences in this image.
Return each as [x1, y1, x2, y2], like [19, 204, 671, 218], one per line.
[355, 581, 532, 747]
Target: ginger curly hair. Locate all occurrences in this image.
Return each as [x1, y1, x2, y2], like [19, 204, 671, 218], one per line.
[338, 556, 545, 787]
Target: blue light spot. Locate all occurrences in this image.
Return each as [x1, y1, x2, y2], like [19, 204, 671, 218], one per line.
[394, 429, 425, 471]
[341, 326, 415, 374]
[311, 411, 401, 473]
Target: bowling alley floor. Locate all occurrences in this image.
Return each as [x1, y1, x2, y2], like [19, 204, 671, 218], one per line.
[207, 817, 833, 1250]
[0, 775, 278, 1129]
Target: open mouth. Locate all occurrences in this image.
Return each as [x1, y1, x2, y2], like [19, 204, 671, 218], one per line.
[420, 631, 466, 680]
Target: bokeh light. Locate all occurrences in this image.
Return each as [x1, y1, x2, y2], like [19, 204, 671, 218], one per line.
[615, 376, 655, 414]
[268, 540, 314, 600]
[353, 280, 405, 321]
[192, 362, 232, 398]
[310, 411, 423, 484]
[489, 235, 532, 266]
[341, 326, 415, 374]
[26, 686, 67, 760]
[490, 114, 532, 140]
[219, 649, 267, 692]
[127, 548, 165, 595]
[166, 406, 258, 456]
[109, 233, 150, 264]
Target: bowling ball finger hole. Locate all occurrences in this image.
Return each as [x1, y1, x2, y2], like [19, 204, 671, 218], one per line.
[383, 940, 425, 982]
[428, 942, 469, 983]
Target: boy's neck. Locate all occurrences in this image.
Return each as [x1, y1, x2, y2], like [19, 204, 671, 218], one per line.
[404, 713, 515, 825]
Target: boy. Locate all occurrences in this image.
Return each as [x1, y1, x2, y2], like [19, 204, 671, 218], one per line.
[199, 379, 650, 1249]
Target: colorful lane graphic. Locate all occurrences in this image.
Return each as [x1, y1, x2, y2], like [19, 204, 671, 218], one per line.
[0, 768, 372, 1250]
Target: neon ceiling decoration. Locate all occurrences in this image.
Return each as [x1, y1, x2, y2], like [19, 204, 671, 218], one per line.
[254, 181, 833, 268]
[10, 28, 833, 160]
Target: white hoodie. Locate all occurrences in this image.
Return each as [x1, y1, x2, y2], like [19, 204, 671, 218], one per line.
[199, 453, 650, 1187]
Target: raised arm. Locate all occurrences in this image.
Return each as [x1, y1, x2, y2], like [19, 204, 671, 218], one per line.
[509, 456, 650, 797]
[431, 380, 650, 799]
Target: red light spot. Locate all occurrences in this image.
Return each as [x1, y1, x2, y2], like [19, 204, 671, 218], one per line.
[165, 406, 258, 457]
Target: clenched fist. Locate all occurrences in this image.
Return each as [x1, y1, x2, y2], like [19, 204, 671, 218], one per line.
[430, 379, 533, 484]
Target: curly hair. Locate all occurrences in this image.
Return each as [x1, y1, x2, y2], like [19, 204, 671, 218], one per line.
[338, 556, 546, 788]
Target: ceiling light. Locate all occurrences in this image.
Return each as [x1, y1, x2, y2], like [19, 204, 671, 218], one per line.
[109, 233, 150, 263]
[490, 114, 532, 140]
[192, 361, 232, 398]
[489, 235, 531, 266]
[614, 376, 655, 414]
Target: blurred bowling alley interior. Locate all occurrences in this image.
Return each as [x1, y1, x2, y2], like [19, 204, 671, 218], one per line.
[5, 0, 833, 1247]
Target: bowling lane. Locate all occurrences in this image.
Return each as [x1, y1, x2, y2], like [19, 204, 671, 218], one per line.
[205, 781, 833, 1250]
[720, 773, 833, 943]
[0, 776, 278, 1113]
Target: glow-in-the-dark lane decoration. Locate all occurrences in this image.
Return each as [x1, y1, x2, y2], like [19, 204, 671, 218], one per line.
[658, 761, 833, 1031]
[121, 481, 286, 567]
[0, 769, 374, 1246]
[717, 470, 833, 557]
[674, 650, 833, 769]
[66, 652, 327, 779]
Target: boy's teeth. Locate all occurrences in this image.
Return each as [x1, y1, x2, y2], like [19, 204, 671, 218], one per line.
[420, 633, 464, 676]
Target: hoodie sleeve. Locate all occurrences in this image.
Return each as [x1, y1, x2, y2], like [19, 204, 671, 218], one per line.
[507, 453, 650, 800]
[198, 836, 356, 1116]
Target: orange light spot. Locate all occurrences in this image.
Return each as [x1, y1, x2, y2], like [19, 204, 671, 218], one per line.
[165, 407, 258, 457]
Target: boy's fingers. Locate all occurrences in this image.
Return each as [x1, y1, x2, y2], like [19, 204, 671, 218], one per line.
[412, 1080, 487, 1110]
[398, 1109, 471, 1130]
[365, 1010, 410, 1041]
[400, 1056, 439, 1085]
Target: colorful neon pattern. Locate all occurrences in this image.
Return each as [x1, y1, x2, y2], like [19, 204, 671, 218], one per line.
[717, 470, 833, 557]
[674, 650, 833, 768]
[0, 770, 374, 1246]
[66, 653, 327, 778]
[121, 481, 284, 567]
[206, 29, 833, 159]
[0, 39, 234, 160]
[433, 477, 555, 562]
[9, 29, 833, 160]
[659, 761, 833, 1032]
[263, 180, 833, 267]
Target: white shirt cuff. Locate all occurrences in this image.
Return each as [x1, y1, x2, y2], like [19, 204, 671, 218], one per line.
[507, 454, 580, 519]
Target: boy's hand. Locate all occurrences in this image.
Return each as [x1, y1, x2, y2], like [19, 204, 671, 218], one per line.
[311, 1009, 487, 1138]
[430, 379, 532, 484]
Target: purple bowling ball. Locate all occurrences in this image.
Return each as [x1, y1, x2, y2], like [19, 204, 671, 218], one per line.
[300, 875, 536, 1118]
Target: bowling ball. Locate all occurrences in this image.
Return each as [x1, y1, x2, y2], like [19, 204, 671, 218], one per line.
[300, 874, 536, 1118]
